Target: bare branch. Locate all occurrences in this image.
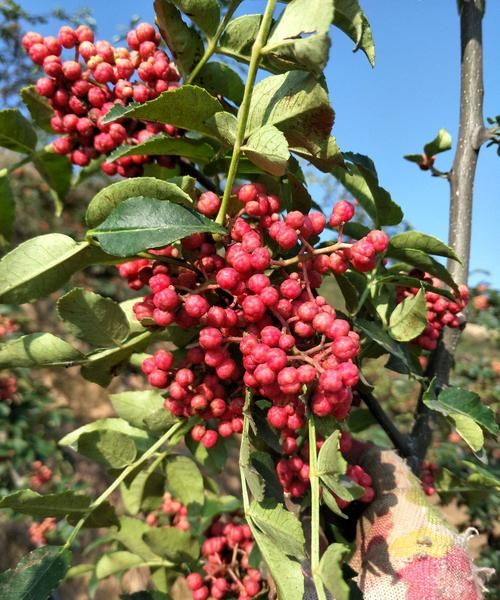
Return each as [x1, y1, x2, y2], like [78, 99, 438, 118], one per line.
[359, 388, 412, 459]
[178, 157, 219, 194]
[411, 0, 486, 465]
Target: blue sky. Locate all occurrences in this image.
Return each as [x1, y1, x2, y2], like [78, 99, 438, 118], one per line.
[21, 0, 500, 286]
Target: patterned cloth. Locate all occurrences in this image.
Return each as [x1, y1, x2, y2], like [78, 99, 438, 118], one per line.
[348, 446, 491, 600]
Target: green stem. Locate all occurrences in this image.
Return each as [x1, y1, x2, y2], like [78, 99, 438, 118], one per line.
[308, 418, 326, 600]
[186, 0, 241, 84]
[215, 0, 278, 225]
[63, 421, 184, 549]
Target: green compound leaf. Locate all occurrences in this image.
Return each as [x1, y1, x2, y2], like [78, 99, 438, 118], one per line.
[108, 134, 215, 164]
[33, 149, 72, 201]
[424, 128, 452, 157]
[424, 386, 498, 436]
[0, 171, 15, 246]
[77, 429, 137, 469]
[243, 125, 290, 176]
[292, 135, 343, 172]
[403, 153, 424, 164]
[0, 234, 102, 304]
[101, 86, 223, 138]
[319, 543, 353, 600]
[317, 430, 346, 475]
[266, 32, 331, 74]
[89, 197, 225, 257]
[0, 333, 83, 369]
[154, 0, 204, 77]
[217, 14, 261, 61]
[170, 0, 220, 37]
[194, 61, 245, 105]
[356, 319, 414, 373]
[115, 516, 162, 561]
[110, 390, 164, 429]
[265, 0, 333, 73]
[57, 288, 130, 348]
[186, 435, 228, 474]
[0, 108, 37, 153]
[165, 455, 205, 508]
[86, 177, 193, 228]
[80, 334, 153, 388]
[121, 468, 164, 515]
[332, 152, 402, 226]
[0, 490, 117, 527]
[95, 551, 147, 580]
[59, 418, 150, 452]
[0, 546, 71, 600]
[143, 527, 200, 563]
[389, 231, 460, 261]
[21, 86, 54, 133]
[205, 111, 238, 145]
[462, 461, 500, 490]
[317, 430, 364, 504]
[388, 287, 427, 342]
[248, 524, 305, 600]
[246, 71, 333, 159]
[332, 0, 375, 67]
[386, 247, 459, 292]
[449, 414, 484, 453]
[248, 500, 305, 560]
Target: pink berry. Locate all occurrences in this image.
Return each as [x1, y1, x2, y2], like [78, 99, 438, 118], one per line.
[366, 229, 389, 253]
[184, 294, 209, 318]
[187, 573, 204, 591]
[35, 77, 56, 98]
[136, 22, 157, 43]
[62, 60, 82, 80]
[330, 200, 355, 227]
[199, 328, 223, 350]
[201, 430, 218, 449]
[197, 192, 221, 217]
[58, 26, 78, 49]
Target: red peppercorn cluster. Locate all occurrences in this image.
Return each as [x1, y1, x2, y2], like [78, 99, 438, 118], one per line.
[0, 376, 17, 400]
[29, 517, 56, 546]
[276, 431, 351, 497]
[115, 184, 390, 450]
[186, 516, 261, 600]
[276, 430, 373, 505]
[420, 461, 438, 496]
[276, 451, 311, 497]
[30, 460, 53, 489]
[145, 491, 190, 530]
[22, 22, 180, 175]
[396, 270, 469, 351]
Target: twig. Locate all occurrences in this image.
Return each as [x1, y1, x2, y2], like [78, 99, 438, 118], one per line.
[429, 165, 450, 180]
[177, 157, 219, 193]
